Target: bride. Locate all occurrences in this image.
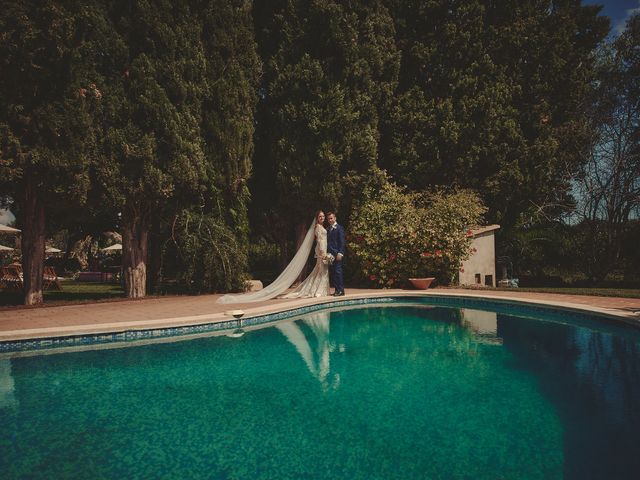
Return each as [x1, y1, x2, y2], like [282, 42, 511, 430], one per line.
[217, 211, 330, 304]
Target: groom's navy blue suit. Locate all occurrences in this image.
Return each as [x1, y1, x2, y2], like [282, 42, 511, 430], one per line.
[327, 223, 346, 294]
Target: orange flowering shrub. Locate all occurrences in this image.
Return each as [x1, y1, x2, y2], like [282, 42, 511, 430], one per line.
[349, 181, 486, 286]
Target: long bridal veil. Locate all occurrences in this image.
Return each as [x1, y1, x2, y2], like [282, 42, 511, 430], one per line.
[217, 219, 316, 304]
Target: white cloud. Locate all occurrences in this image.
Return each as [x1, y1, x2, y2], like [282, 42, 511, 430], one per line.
[614, 1, 640, 36]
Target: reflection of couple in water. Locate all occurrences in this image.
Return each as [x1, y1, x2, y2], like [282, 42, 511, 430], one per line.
[276, 311, 341, 391]
[218, 211, 345, 304]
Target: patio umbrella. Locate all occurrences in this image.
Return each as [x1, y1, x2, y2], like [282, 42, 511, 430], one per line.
[0, 224, 20, 234]
[0, 244, 13, 252]
[45, 246, 62, 253]
[102, 243, 122, 252]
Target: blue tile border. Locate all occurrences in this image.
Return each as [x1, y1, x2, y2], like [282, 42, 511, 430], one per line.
[0, 294, 635, 354]
[0, 297, 397, 354]
[411, 295, 639, 331]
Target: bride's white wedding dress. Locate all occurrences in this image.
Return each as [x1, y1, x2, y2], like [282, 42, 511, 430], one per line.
[217, 219, 330, 304]
[281, 223, 329, 298]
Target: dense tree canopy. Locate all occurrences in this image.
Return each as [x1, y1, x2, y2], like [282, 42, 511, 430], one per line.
[4, 0, 636, 302]
[1, 0, 261, 302]
[252, 0, 400, 244]
[93, 0, 260, 297]
[381, 0, 609, 229]
[0, 1, 102, 304]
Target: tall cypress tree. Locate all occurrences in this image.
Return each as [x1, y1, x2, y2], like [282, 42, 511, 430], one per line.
[484, 0, 609, 227]
[382, 0, 608, 229]
[94, 1, 209, 298]
[95, 0, 260, 297]
[383, 0, 513, 192]
[198, 0, 261, 243]
[0, 1, 101, 304]
[252, 0, 400, 247]
[153, 0, 261, 293]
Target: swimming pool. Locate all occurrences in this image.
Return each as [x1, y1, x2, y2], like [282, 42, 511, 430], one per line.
[1, 300, 639, 479]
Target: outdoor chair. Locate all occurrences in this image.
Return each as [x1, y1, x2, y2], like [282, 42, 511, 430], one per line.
[0, 267, 7, 290]
[11, 264, 23, 276]
[43, 266, 62, 291]
[0, 266, 23, 291]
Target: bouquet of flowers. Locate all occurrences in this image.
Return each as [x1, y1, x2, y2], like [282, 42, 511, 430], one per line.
[323, 253, 335, 265]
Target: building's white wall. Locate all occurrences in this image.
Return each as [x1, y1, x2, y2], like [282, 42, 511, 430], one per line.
[459, 232, 496, 287]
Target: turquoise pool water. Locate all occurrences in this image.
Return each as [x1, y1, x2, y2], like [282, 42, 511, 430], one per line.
[1, 303, 639, 479]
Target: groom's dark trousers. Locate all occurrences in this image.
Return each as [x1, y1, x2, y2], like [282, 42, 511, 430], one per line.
[327, 223, 346, 293]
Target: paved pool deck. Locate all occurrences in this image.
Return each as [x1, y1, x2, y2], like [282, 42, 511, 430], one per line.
[0, 288, 639, 342]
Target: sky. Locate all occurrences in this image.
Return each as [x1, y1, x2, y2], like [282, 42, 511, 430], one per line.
[584, 0, 640, 36]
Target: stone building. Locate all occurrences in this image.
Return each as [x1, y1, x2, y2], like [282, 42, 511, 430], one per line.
[459, 224, 500, 287]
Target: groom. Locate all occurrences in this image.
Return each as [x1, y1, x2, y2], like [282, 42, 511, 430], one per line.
[327, 212, 345, 296]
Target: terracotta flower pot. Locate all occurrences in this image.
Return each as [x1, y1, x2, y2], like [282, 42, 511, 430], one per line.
[408, 277, 435, 289]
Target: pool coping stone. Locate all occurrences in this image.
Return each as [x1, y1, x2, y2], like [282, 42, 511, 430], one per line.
[0, 289, 638, 353]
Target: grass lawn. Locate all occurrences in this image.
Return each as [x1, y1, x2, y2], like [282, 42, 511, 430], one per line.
[492, 287, 640, 299]
[0, 280, 124, 307]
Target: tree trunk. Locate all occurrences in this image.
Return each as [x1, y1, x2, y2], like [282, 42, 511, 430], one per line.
[146, 229, 163, 294]
[122, 212, 148, 298]
[294, 221, 309, 284]
[22, 175, 46, 305]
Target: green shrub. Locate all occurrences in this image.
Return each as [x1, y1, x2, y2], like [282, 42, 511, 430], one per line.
[248, 237, 282, 285]
[349, 180, 486, 286]
[44, 256, 82, 276]
[167, 209, 249, 294]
